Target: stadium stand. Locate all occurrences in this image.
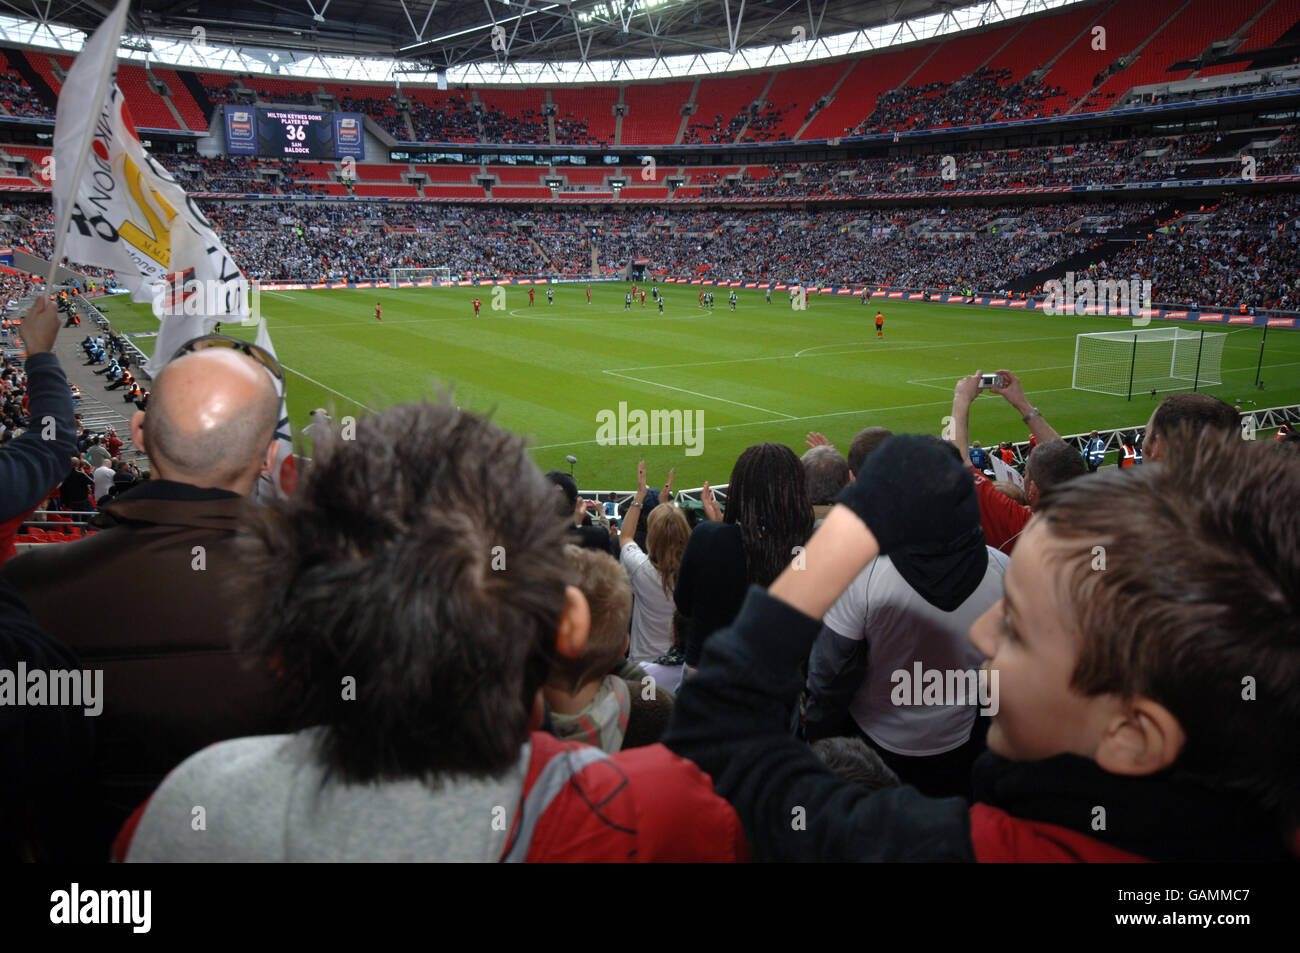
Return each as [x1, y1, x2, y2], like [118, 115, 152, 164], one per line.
[621, 80, 694, 145]
[549, 86, 618, 145]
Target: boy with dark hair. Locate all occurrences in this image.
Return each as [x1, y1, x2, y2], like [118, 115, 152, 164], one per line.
[116, 402, 746, 862]
[665, 428, 1300, 861]
[544, 545, 674, 752]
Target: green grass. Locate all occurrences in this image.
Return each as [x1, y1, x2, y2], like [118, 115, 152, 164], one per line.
[94, 284, 1300, 489]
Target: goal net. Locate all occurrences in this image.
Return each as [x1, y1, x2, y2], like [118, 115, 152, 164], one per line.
[1072, 328, 1226, 397]
[390, 266, 452, 287]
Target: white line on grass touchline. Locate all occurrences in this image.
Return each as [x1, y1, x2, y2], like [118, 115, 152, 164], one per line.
[279, 364, 376, 412]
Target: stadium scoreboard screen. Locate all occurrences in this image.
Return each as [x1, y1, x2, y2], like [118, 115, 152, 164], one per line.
[224, 107, 365, 160]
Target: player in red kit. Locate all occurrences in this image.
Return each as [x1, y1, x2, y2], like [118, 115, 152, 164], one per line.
[586, 284, 591, 304]
[376, 302, 382, 322]
[472, 297, 481, 317]
[640, 291, 646, 307]
[528, 287, 535, 306]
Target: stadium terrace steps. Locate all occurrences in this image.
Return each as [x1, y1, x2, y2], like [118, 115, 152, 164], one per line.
[1008, 202, 1177, 293]
[116, 64, 182, 130]
[799, 44, 934, 139]
[0, 48, 57, 112]
[153, 67, 209, 132]
[908, 22, 1020, 87]
[620, 80, 694, 146]
[790, 60, 854, 141]
[54, 319, 145, 462]
[677, 79, 698, 145]
[1068, 0, 1192, 115]
[0, 4, 1289, 152]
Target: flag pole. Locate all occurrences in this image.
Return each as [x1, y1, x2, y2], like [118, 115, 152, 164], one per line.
[47, 0, 131, 292]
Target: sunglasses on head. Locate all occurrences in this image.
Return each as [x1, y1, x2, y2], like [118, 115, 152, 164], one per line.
[170, 333, 284, 385]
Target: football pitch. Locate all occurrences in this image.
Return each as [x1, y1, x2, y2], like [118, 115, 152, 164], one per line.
[96, 283, 1300, 489]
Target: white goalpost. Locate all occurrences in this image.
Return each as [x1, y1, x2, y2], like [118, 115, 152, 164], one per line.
[1072, 327, 1227, 398]
[390, 266, 452, 287]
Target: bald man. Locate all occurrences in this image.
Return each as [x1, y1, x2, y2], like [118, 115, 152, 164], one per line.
[1, 346, 286, 855]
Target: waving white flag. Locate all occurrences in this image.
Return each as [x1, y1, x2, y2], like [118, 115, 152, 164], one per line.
[254, 314, 298, 500]
[51, 0, 252, 376]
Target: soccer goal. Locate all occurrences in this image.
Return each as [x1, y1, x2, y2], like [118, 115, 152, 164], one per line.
[390, 266, 452, 287]
[1072, 328, 1226, 399]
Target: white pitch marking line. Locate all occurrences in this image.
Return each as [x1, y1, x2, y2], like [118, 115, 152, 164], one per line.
[530, 385, 1077, 452]
[602, 370, 796, 420]
[279, 363, 376, 413]
[610, 332, 1079, 374]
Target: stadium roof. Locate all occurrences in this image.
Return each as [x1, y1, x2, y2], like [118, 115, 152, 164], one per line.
[0, 0, 1086, 83]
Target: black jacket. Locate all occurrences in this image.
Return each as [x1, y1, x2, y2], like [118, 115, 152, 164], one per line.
[0, 579, 97, 861]
[0, 353, 77, 522]
[663, 586, 1294, 862]
[0, 479, 285, 853]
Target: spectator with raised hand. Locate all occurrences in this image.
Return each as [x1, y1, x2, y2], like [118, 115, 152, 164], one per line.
[665, 430, 1300, 862]
[620, 462, 689, 663]
[0, 297, 76, 523]
[699, 480, 723, 521]
[546, 470, 616, 556]
[947, 370, 1081, 554]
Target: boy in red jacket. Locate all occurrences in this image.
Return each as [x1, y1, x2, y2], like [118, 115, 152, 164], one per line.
[665, 429, 1299, 862]
[115, 402, 747, 862]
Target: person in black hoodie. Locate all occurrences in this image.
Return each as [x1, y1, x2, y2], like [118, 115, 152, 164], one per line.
[804, 436, 1006, 800]
[665, 428, 1300, 862]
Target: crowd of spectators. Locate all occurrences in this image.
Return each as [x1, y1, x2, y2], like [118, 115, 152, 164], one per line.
[2, 177, 1298, 304]
[159, 200, 1149, 287]
[406, 95, 480, 141]
[848, 67, 1067, 136]
[145, 121, 1294, 199]
[1089, 193, 1300, 312]
[698, 129, 1296, 198]
[2, 289, 1296, 864]
[0, 71, 52, 119]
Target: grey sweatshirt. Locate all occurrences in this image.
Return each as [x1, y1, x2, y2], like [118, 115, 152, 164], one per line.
[126, 730, 530, 862]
